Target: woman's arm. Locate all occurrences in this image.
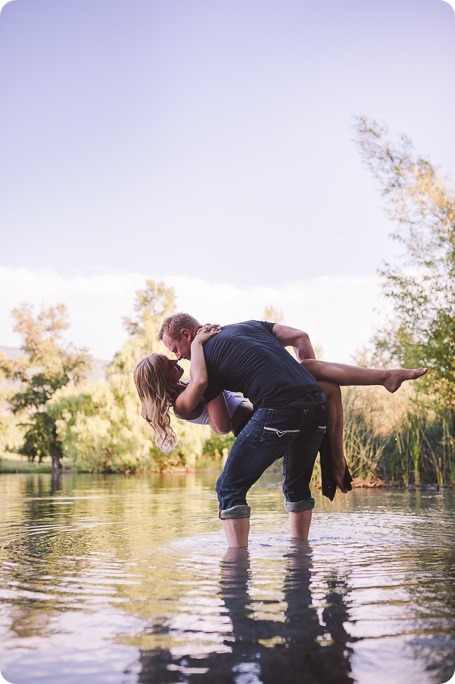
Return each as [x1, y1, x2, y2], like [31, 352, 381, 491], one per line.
[208, 392, 254, 436]
[206, 393, 232, 434]
[173, 326, 220, 419]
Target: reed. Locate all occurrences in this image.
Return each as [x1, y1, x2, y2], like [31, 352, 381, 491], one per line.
[342, 386, 454, 487]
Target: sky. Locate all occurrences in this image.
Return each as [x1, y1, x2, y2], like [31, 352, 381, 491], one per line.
[1, 0, 454, 362]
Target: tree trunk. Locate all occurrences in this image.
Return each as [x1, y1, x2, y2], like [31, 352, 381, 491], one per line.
[51, 425, 63, 473]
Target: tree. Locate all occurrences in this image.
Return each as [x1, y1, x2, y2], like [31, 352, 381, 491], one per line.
[0, 356, 24, 458]
[108, 279, 178, 416]
[5, 303, 92, 471]
[49, 380, 163, 473]
[36, 280, 210, 474]
[45, 281, 176, 474]
[116, 279, 210, 466]
[123, 279, 176, 343]
[354, 116, 455, 413]
[263, 305, 283, 323]
[64, 279, 210, 471]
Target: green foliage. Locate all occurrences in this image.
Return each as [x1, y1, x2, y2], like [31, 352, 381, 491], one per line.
[380, 408, 454, 487]
[0, 354, 25, 455]
[11, 372, 68, 412]
[342, 387, 386, 482]
[4, 303, 92, 466]
[1, 274, 453, 484]
[121, 278, 177, 358]
[341, 386, 454, 487]
[46, 280, 210, 473]
[348, 117, 454, 486]
[0, 411, 24, 457]
[49, 380, 156, 472]
[354, 116, 455, 413]
[11, 302, 91, 383]
[201, 433, 235, 460]
[19, 411, 63, 464]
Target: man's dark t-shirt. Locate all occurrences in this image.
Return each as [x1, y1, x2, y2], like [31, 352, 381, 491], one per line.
[202, 320, 320, 408]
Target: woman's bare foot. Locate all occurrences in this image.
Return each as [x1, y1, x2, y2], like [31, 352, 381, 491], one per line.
[384, 368, 428, 393]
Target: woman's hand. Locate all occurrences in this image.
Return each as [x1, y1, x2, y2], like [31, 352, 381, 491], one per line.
[193, 323, 221, 345]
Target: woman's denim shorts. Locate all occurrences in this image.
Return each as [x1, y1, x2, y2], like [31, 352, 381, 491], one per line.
[216, 390, 327, 518]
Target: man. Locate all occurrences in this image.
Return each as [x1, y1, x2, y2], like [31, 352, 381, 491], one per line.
[159, 313, 328, 548]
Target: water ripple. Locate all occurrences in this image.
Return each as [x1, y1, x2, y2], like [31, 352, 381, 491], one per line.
[0, 475, 454, 684]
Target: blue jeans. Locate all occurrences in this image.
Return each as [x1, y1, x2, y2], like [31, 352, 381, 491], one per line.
[216, 391, 328, 519]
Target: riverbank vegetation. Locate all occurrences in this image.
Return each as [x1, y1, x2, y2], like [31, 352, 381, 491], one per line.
[1, 119, 453, 486]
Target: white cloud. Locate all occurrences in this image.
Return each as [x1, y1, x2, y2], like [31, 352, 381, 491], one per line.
[0, 0, 14, 13]
[0, 266, 385, 362]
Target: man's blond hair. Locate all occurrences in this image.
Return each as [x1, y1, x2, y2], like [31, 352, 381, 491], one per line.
[158, 313, 201, 341]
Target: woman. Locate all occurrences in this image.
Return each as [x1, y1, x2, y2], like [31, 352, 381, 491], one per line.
[133, 324, 222, 452]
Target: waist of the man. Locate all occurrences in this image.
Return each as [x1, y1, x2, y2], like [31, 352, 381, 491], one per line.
[255, 386, 327, 408]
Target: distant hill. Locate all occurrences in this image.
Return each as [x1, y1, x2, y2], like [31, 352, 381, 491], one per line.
[0, 346, 109, 382]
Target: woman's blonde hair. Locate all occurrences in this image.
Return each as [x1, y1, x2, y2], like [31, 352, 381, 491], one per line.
[133, 354, 179, 453]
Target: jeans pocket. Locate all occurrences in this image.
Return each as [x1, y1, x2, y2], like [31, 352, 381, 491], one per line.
[259, 409, 307, 445]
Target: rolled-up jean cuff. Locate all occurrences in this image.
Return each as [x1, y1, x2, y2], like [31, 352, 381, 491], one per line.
[284, 497, 315, 513]
[219, 505, 251, 519]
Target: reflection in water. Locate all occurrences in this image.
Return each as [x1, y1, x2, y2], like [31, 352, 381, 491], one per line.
[138, 543, 354, 683]
[0, 473, 454, 684]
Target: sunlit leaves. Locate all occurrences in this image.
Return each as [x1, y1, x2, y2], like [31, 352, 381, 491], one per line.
[3, 303, 92, 465]
[354, 117, 455, 411]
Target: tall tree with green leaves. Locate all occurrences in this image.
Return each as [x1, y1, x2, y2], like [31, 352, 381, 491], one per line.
[109, 278, 178, 394]
[3, 303, 92, 471]
[101, 279, 180, 469]
[0, 355, 24, 459]
[354, 116, 455, 413]
[117, 279, 213, 468]
[48, 280, 209, 473]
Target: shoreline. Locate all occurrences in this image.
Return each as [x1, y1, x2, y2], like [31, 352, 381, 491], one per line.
[0, 456, 452, 489]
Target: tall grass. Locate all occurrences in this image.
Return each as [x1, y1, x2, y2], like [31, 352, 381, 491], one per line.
[342, 386, 454, 487]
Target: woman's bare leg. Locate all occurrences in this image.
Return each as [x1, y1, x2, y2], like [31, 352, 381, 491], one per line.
[302, 360, 427, 393]
[318, 380, 348, 493]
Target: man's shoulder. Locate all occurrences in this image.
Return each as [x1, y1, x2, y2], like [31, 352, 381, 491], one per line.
[222, 320, 275, 334]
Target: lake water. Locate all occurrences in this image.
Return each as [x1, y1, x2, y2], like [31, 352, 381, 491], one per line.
[0, 472, 454, 684]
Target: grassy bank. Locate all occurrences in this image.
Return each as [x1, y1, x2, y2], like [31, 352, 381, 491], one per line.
[0, 454, 72, 474]
[1, 453, 450, 493]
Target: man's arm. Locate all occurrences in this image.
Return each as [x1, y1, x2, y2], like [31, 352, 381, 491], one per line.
[271, 324, 316, 361]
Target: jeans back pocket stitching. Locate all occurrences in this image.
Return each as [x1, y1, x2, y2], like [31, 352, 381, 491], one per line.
[263, 427, 301, 437]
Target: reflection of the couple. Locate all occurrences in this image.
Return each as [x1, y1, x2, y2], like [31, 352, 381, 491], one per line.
[138, 543, 354, 683]
[218, 543, 353, 684]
